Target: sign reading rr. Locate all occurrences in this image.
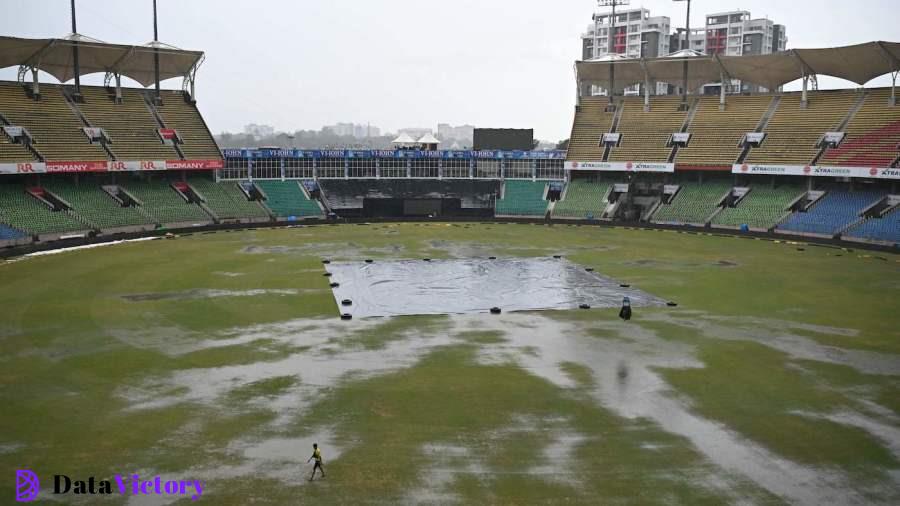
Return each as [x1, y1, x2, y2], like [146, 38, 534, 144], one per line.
[13, 470, 204, 502]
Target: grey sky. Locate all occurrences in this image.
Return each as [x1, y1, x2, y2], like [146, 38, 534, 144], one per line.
[1, 0, 898, 141]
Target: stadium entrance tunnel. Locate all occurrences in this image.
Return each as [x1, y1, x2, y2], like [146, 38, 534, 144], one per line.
[323, 257, 667, 318]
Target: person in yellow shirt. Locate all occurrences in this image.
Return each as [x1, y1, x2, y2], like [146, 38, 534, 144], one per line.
[307, 443, 325, 481]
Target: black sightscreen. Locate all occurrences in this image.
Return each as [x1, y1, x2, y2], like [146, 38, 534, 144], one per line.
[473, 129, 534, 151]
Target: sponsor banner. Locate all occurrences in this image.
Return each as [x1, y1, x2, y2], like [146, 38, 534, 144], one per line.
[165, 159, 224, 170]
[733, 164, 900, 180]
[108, 160, 166, 171]
[46, 161, 109, 173]
[566, 161, 675, 173]
[0, 162, 45, 174]
[221, 149, 566, 160]
[158, 128, 178, 140]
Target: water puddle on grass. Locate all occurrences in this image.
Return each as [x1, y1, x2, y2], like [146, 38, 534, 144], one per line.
[120, 289, 303, 302]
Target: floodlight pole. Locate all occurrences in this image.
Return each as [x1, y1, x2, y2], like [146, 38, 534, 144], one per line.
[153, 0, 162, 105]
[70, 0, 82, 101]
[599, 0, 629, 112]
[675, 0, 691, 111]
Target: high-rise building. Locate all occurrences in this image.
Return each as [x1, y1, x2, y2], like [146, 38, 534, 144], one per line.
[672, 10, 788, 93]
[581, 8, 672, 96]
[581, 7, 787, 96]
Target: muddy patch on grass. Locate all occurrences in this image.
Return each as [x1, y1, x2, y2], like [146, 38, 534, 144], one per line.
[625, 259, 741, 269]
[121, 289, 303, 302]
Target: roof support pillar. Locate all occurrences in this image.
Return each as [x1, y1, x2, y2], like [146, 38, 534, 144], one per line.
[643, 65, 650, 112]
[70, 0, 82, 102]
[30, 67, 40, 98]
[891, 70, 897, 107]
[115, 73, 122, 103]
[719, 72, 727, 111]
[801, 75, 809, 109]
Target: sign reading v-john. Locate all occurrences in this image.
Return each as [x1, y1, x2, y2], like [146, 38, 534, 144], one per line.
[15, 469, 204, 502]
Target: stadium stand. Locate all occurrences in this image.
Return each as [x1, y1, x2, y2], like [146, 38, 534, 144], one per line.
[0, 222, 27, 240]
[154, 90, 222, 160]
[843, 206, 900, 245]
[745, 90, 857, 166]
[652, 181, 733, 225]
[566, 97, 615, 162]
[711, 184, 804, 230]
[187, 178, 270, 221]
[0, 124, 35, 162]
[254, 180, 323, 219]
[609, 96, 688, 163]
[819, 88, 900, 168]
[777, 189, 885, 236]
[552, 179, 611, 219]
[495, 180, 550, 217]
[677, 95, 772, 167]
[0, 184, 92, 235]
[76, 86, 180, 161]
[0, 82, 108, 161]
[319, 180, 499, 209]
[43, 180, 155, 230]
[118, 179, 212, 225]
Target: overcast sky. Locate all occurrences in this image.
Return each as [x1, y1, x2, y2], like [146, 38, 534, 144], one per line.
[2, 0, 898, 141]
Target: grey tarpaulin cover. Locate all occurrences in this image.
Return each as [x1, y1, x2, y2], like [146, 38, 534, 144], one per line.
[326, 258, 667, 318]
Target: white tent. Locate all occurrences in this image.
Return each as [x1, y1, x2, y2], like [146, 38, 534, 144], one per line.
[417, 133, 441, 145]
[391, 133, 416, 145]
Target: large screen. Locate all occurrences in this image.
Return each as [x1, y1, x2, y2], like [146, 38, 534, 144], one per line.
[473, 129, 534, 151]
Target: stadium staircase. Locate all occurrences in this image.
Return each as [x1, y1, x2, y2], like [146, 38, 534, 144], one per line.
[495, 180, 550, 217]
[0, 112, 40, 162]
[711, 184, 805, 231]
[76, 87, 180, 161]
[777, 189, 886, 237]
[0, 82, 108, 161]
[842, 204, 900, 245]
[609, 96, 689, 163]
[186, 178, 271, 222]
[254, 180, 324, 219]
[678, 95, 773, 168]
[746, 90, 858, 166]
[552, 179, 611, 219]
[651, 180, 733, 225]
[153, 90, 222, 160]
[820, 89, 900, 168]
[43, 180, 156, 231]
[0, 184, 93, 237]
[118, 179, 212, 227]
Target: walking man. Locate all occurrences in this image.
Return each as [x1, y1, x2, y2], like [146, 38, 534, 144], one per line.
[308, 443, 325, 481]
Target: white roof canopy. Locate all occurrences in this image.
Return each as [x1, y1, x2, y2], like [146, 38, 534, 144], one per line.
[576, 41, 900, 92]
[392, 133, 416, 144]
[0, 35, 204, 87]
[417, 133, 441, 144]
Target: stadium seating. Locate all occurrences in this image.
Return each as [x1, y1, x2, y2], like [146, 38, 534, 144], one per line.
[566, 97, 615, 162]
[777, 190, 885, 236]
[118, 179, 212, 225]
[254, 180, 323, 218]
[609, 96, 688, 162]
[155, 90, 223, 160]
[319, 179, 499, 209]
[187, 178, 270, 220]
[677, 95, 772, 167]
[0, 127, 35, 162]
[820, 89, 900, 168]
[495, 180, 550, 217]
[0, 82, 108, 161]
[843, 207, 900, 245]
[43, 180, 155, 230]
[711, 184, 804, 229]
[0, 184, 92, 235]
[0, 223, 27, 240]
[746, 90, 857, 166]
[76, 86, 180, 161]
[652, 181, 732, 225]
[552, 180, 610, 219]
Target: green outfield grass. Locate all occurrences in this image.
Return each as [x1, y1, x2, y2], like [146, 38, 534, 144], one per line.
[1, 223, 898, 504]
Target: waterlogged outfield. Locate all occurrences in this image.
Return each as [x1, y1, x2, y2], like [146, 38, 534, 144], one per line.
[0, 223, 898, 504]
